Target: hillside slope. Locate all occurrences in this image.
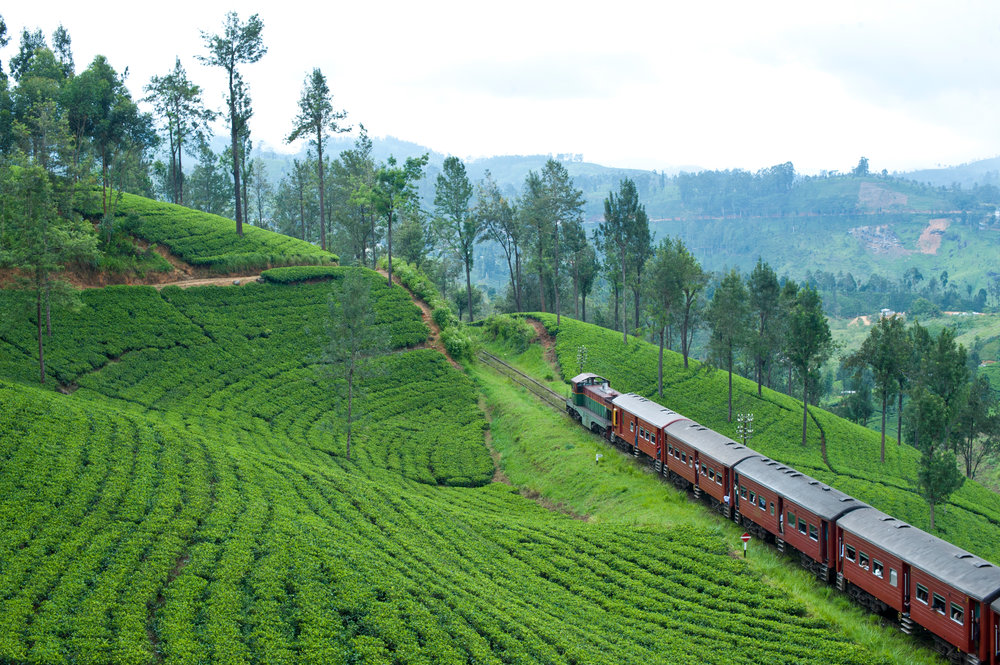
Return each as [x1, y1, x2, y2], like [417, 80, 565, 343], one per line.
[0, 270, 910, 664]
[533, 314, 1000, 563]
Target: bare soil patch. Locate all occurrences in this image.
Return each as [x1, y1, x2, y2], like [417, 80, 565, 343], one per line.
[917, 218, 950, 255]
[847, 315, 872, 327]
[858, 182, 908, 210]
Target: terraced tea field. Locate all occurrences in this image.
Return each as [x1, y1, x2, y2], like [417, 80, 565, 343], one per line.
[0, 269, 929, 663]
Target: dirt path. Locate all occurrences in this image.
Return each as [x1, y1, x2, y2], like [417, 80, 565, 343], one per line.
[151, 275, 261, 290]
[375, 268, 461, 370]
[525, 317, 561, 375]
[917, 218, 950, 254]
[847, 315, 872, 327]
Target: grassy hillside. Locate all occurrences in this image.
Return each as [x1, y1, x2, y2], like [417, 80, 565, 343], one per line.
[78, 192, 337, 273]
[0, 269, 922, 664]
[532, 314, 1000, 563]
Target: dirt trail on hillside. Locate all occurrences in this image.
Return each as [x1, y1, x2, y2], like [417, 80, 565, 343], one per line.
[525, 317, 561, 375]
[151, 275, 262, 290]
[376, 268, 461, 370]
[917, 218, 950, 254]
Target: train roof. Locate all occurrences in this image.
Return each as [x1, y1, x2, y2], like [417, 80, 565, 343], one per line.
[994, 596, 1000, 615]
[734, 457, 867, 521]
[839, 508, 1000, 602]
[666, 420, 760, 467]
[570, 373, 609, 385]
[612, 393, 691, 429]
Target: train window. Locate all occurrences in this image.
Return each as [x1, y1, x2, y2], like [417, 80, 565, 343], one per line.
[706, 467, 713, 479]
[748, 490, 756, 504]
[950, 603, 963, 625]
[859, 552, 869, 569]
[769, 502, 775, 515]
[916, 584, 928, 604]
[809, 524, 819, 542]
[798, 519, 807, 535]
[740, 486, 748, 499]
[889, 568, 897, 587]
[873, 560, 884, 579]
[845, 545, 856, 562]
[715, 474, 723, 486]
[932, 594, 946, 615]
[788, 512, 797, 529]
[630, 422, 635, 432]
[758, 495, 766, 510]
[681, 452, 687, 463]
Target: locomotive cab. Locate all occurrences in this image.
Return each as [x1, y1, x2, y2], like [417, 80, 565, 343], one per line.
[567, 373, 618, 437]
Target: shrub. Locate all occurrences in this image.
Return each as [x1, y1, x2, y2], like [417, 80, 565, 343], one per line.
[482, 314, 534, 352]
[441, 327, 475, 362]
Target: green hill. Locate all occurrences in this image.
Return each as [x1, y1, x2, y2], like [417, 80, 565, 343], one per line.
[532, 314, 1000, 562]
[0, 266, 932, 664]
[77, 192, 338, 274]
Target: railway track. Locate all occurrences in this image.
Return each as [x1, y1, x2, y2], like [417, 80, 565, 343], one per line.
[476, 351, 568, 412]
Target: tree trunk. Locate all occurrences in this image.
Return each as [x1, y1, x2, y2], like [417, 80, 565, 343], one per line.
[514, 249, 523, 311]
[928, 502, 935, 530]
[317, 135, 326, 251]
[620, 251, 628, 344]
[582, 292, 587, 322]
[880, 391, 887, 463]
[633, 286, 640, 330]
[897, 388, 903, 446]
[613, 284, 619, 332]
[554, 224, 560, 326]
[728, 349, 734, 422]
[36, 291, 45, 384]
[230, 80, 243, 236]
[658, 329, 664, 396]
[801, 381, 809, 447]
[465, 262, 474, 322]
[387, 206, 394, 287]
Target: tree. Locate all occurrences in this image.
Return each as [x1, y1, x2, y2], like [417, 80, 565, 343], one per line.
[199, 11, 266, 236]
[51, 25, 73, 79]
[520, 170, 551, 314]
[784, 286, 834, 447]
[954, 376, 997, 478]
[286, 67, 348, 251]
[918, 445, 964, 530]
[747, 258, 781, 396]
[675, 240, 707, 368]
[601, 178, 647, 343]
[540, 159, 585, 326]
[9, 28, 47, 83]
[375, 154, 428, 287]
[319, 271, 389, 461]
[476, 171, 523, 311]
[333, 127, 379, 267]
[645, 237, 682, 396]
[843, 314, 909, 462]
[143, 58, 215, 205]
[434, 156, 481, 321]
[906, 382, 964, 529]
[853, 156, 869, 177]
[73, 56, 156, 231]
[707, 269, 751, 421]
[248, 157, 272, 228]
[0, 163, 97, 383]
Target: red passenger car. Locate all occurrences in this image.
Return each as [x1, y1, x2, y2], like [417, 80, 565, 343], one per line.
[610, 393, 689, 462]
[733, 458, 866, 581]
[838, 507, 1000, 664]
[665, 421, 757, 517]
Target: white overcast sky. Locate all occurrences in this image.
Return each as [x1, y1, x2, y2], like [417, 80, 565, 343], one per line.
[3, 0, 999, 173]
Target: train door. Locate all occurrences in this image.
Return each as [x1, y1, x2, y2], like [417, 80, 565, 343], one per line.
[970, 601, 980, 660]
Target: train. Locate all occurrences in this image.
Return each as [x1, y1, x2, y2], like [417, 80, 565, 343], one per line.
[565, 372, 1000, 665]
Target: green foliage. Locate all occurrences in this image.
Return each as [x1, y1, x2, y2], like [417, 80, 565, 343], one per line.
[261, 265, 347, 283]
[482, 314, 534, 352]
[76, 191, 337, 272]
[441, 326, 476, 362]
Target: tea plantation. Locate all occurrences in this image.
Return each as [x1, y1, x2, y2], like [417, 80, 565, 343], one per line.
[534, 313, 1000, 563]
[77, 192, 338, 273]
[0, 268, 917, 663]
